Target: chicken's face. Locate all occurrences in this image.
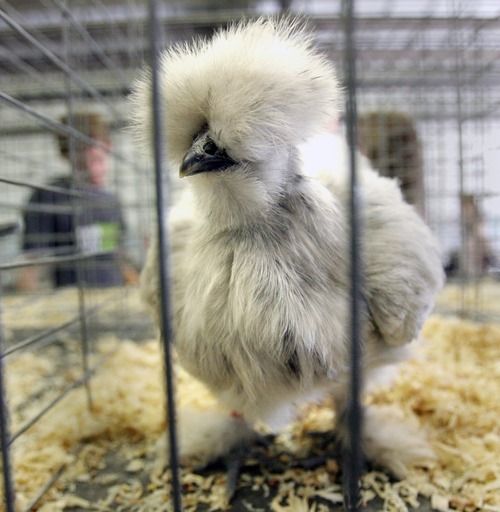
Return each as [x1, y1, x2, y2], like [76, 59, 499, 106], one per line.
[179, 124, 239, 179]
[178, 116, 301, 215]
[178, 117, 298, 223]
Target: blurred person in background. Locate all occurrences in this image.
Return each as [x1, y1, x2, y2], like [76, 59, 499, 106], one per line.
[445, 194, 498, 278]
[18, 112, 138, 291]
[358, 111, 426, 219]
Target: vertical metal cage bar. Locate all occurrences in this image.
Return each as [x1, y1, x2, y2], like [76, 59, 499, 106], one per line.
[450, 1, 469, 318]
[62, 0, 94, 412]
[0, 285, 15, 512]
[342, 0, 363, 510]
[148, 1, 183, 511]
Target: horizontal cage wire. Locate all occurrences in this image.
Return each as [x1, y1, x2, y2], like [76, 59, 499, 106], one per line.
[0, 1, 499, 512]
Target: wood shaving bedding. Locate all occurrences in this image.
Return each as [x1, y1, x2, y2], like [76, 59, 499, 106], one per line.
[2, 286, 147, 332]
[1, 313, 499, 511]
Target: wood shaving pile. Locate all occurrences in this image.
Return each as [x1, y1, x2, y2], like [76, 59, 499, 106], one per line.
[1, 312, 499, 511]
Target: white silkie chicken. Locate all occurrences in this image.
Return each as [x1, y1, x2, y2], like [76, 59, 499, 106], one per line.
[132, 18, 444, 481]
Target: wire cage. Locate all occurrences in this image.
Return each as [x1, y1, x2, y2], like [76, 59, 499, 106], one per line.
[0, 1, 157, 510]
[0, 1, 499, 512]
[348, 1, 500, 322]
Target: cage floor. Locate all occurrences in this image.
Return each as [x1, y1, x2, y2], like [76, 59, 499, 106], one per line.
[58, 436, 436, 512]
[2, 287, 499, 511]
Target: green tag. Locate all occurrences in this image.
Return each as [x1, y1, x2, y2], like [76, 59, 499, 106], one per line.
[98, 222, 120, 251]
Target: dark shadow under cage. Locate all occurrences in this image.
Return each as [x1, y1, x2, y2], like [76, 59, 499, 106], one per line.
[0, 1, 499, 512]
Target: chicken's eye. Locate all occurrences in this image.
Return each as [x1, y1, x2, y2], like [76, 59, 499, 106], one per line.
[203, 140, 218, 156]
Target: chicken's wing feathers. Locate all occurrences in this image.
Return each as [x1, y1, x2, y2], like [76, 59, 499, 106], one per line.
[302, 132, 444, 348]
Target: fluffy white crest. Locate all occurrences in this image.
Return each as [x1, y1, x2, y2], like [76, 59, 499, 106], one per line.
[130, 17, 340, 166]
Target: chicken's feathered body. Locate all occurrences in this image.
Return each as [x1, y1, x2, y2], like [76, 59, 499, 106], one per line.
[176, 169, 351, 427]
[133, 18, 444, 475]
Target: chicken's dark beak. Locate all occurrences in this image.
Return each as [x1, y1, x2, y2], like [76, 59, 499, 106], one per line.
[180, 132, 237, 178]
